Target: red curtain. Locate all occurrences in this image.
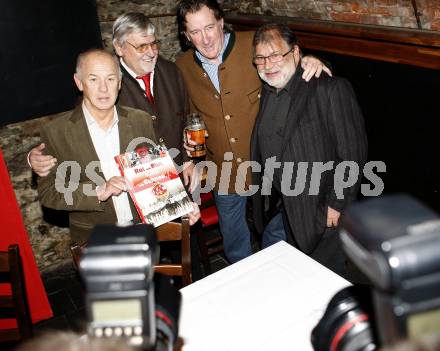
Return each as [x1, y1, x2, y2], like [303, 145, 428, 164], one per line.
[0, 148, 53, 327]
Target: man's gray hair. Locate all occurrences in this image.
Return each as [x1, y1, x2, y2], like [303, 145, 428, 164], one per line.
[252, 23, 299, 54]
[75, 48, 122, 79]
[113, 12, 156, 47]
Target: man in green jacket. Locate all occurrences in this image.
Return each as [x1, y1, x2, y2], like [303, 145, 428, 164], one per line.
[38, 49, 200, 244]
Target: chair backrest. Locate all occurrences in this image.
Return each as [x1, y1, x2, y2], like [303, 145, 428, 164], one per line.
[196, 191, 223, 275]
[70, 217, 192, 287]
[154, 217, 192, 287]
[0, 244, 33, 342]
[70, 243, 82, 269]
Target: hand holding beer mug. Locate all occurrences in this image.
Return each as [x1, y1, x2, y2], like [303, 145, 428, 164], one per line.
[184, 113, 207, 158]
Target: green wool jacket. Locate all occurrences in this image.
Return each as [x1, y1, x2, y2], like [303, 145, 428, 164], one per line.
[176, 31, 262, 194]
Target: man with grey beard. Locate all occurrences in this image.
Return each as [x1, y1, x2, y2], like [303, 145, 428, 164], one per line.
[250, 23, 367, 280]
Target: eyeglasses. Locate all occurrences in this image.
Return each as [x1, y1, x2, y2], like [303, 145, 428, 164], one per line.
[126, 40, 160, 53]
[253, 47, 293, 65]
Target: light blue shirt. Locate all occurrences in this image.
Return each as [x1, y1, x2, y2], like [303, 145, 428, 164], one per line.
[195, 32, 231, 93]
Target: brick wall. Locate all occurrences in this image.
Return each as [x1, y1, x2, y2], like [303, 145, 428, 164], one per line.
[420, 0, 440, 30]
[255, 0, 439, 30]
[95, 0, 439, 60]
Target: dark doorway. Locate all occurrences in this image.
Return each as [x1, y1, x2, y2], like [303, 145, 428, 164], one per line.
[0, 0, 102, 126]
[306, 50, 440, 212]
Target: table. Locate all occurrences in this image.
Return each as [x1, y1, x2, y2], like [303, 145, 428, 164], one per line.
[179, 241, 350, 351]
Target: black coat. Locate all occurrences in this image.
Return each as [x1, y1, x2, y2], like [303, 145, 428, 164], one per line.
[118, 56, 190, 166]
[251, 68, 368, 254]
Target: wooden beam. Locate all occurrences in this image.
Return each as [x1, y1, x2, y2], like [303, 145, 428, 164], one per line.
[225, 14, 440, 69]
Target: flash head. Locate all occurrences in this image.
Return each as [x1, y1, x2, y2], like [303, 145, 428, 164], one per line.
[339, 194, 440, 344]
[79, 224, 157, 349]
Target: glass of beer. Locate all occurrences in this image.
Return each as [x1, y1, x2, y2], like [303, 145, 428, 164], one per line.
[184, 113, 206, 157]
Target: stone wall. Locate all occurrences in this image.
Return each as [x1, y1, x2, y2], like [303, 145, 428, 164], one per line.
[2, 0, 438, 273]
[96, 0, 181, 60]
[1, 117, 71, 270]
[95, 0, 262, 60]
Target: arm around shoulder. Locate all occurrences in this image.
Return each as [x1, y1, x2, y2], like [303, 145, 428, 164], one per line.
[37, 126, 104, 212]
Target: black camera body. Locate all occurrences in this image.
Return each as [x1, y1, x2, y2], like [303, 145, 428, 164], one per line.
[312, 195, 440, 350]
[79, 224, 158, 349]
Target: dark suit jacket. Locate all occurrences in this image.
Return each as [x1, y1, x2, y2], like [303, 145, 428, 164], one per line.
[37, 104, 157, 244]
[118, 56, 189, 166]
[251, 68, 368, 254]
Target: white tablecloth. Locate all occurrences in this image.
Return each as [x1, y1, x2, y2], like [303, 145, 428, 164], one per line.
[179, 241, 350, 351]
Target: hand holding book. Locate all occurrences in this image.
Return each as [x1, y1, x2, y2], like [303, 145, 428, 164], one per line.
[96, 176, 127, 202]
[114, 145, 198, 227]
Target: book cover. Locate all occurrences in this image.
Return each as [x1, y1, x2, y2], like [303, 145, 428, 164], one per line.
[114, 145, 193, 227]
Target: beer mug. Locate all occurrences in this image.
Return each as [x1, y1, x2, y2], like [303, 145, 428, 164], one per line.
[184, 113, 206, 157]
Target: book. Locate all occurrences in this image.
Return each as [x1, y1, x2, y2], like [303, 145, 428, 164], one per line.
[114, 145, 193, 227]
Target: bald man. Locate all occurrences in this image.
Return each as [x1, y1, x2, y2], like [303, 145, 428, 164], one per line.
[37, 49, 200, 244]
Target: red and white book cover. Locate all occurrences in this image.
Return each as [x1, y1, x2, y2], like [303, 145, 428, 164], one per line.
[114, 145, 193, 227]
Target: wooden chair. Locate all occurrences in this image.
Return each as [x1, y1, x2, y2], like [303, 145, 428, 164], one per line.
[69, 243, 82, 270]
[0, 244, 33, 342]
[70, 217, 192, 287]
[196, 192, 224, 274]
[154, 217, 192, 287]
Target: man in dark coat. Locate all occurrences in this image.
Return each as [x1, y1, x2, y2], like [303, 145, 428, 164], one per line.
[250, 23, 368, 279]
[113, 13, 192, 178]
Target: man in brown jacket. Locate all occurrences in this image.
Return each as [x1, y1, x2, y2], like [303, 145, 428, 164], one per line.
[176, 0, 331, 263]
